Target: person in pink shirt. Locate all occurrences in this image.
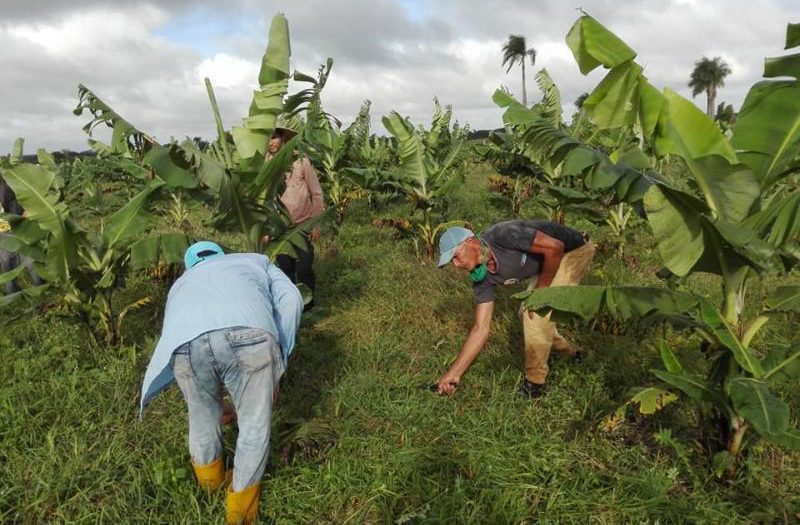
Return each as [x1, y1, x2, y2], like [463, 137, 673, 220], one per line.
[268, 124, 325, 310]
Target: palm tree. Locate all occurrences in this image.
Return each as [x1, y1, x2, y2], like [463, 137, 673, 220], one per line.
[502, 35, 536, 107]
[688, 56, 731, 118]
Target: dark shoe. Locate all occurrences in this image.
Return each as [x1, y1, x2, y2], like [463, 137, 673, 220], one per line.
[518, 379, 545, 399]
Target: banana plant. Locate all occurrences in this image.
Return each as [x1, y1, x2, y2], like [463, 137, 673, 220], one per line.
[604, 202, 636, 257]
[422, 98, 468, 164]
[71, 87, 197, 279]
[296, 62, 365, 228]
[476, 128, 541, 217]
[1, 145, 176, 345]
[489, 71, 613, 223]
[379, 106, 467, 259]
[340, 101, 401, 211]
[73, 84, 158, 162]
[179, 13, 327, 256]
[509, 15, 800, 473]
[343, 100, 372, 163]
[78, 13, 326, 258]
[308, 118, 364, 227]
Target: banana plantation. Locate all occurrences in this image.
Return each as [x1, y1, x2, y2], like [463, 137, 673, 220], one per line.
[1, 11, 799, 525]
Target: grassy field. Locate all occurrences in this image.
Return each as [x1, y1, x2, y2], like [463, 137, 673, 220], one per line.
[2, 164, 799, 524]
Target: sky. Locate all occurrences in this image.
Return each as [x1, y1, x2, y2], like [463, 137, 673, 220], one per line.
[0, 0, 796, 153]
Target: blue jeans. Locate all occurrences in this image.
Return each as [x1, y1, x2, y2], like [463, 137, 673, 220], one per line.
[171, 327, 285, 491]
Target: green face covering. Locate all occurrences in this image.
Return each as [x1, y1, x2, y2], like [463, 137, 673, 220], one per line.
[469, 244, 488, 283]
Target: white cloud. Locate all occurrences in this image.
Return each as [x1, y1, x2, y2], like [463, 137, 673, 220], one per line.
[0, 0, 796, 153]
[196, 54, 259, 89]
[6, 5, 166, 57]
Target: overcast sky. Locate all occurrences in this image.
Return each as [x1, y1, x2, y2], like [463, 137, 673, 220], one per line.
[0, 0, 796, 153]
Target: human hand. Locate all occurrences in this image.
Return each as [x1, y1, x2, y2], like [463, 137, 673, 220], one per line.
[261, 234, 272, 246]
[309, 228, 321, 242]
[435, 371, 460, 395]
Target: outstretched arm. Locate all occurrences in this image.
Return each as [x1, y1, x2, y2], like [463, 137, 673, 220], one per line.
[436, 301, 494, 395]
[530, 231, 564, 288]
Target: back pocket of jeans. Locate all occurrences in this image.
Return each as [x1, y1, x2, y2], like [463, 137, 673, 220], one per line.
[226, 328, 272, 372]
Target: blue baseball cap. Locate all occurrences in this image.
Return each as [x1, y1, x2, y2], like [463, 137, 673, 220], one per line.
[184, 241, 225, 270]
[437, 227, 475, 267]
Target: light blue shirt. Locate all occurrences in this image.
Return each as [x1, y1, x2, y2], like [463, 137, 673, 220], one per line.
[139, 253, 303, 417]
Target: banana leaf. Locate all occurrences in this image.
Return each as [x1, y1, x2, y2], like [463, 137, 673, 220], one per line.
[764, 428, 800, 450]
[565, 15, 636, 74]
[732, 26, 800, 188]
[744, 192, 800, 261]
[232, 13, 291, 171]
[655, 91, 759, 224]
[0, 284, 50, 308]
[697, 298, 764, 377]
[265, 211, 327, 260]
[0, 265, 25, 287]
[763, 346, 800, 382]
[533, 69, 562, 125]
[547, 186, 594, 204]
[102, 181, 165, 249]
[130, 231, 190, 269]
[143, 146, 199, 189]
[643, 184, 707, 276]
[786, 23, 800, 49]
[172, 141, 227, 193]
[729, 378, 789, 436]
[658, 341, 685, 374]
[515, 285, 697, 324]
[247, 136, 300, 199]
[2, 163, 76, 281]
[3, 164, 66, 235]
[382, 111, 428, 191]
[10, 137, 24, 165]
[73, 84, 156, 157]
[733, 81, 800, 189]
[495, 88, 657, 206]
[582, 60, 643, 129]
[652, 369, 718, 403]
[765, 286, 800, 313]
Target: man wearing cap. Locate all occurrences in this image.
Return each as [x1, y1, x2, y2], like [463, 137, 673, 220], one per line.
[436, 220, 595, 398]
[268, 124, 325, 309]
[140, 241, 303, 524]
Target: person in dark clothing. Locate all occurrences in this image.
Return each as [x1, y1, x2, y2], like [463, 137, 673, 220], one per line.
[435, 220, 596, 398]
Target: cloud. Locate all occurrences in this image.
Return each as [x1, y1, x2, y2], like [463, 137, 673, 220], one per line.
[0, 0, 796, 153]
[0, 0, 198, 22]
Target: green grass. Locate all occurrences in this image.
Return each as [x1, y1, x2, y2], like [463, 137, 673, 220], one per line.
[1, 166, 799, 524]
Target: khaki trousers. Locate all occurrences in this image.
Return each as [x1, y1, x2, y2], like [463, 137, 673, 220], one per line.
[521, 242, 596, 384]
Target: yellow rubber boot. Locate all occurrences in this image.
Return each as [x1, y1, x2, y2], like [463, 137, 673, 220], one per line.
[225, 482, 260, 525]
[192, 457, 226, 491]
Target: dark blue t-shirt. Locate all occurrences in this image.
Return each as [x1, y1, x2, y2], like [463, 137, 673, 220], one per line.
[472, 220, 585, 304]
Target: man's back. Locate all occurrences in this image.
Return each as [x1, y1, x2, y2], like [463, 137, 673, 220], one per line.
[140, 253, 302, 414]
[164, 253, 277, 341]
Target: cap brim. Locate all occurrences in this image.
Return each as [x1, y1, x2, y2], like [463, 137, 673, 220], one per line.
[275, 127, 298, 140]
[437, 248, 456, 268]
